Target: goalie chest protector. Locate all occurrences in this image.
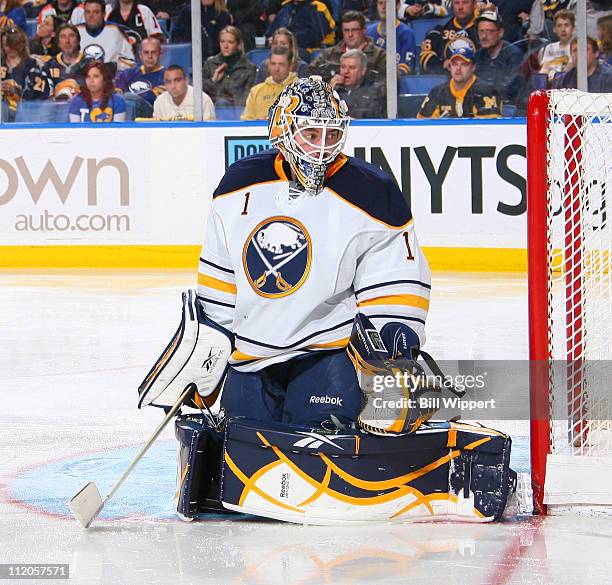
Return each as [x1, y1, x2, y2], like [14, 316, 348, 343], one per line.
[220, 418, 514, 524]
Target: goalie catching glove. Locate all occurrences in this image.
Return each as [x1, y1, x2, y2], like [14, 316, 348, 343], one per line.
[347, 313, 445, 435]
[138, 290, 233, 409]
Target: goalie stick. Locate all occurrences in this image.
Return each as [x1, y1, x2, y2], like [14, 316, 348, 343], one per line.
[69, 384, 195, 528]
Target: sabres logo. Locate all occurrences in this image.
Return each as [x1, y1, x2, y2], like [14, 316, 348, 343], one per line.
[84, 44, 105, 61]
[243, 216, 311, 298]
[129, 80, 152, 94]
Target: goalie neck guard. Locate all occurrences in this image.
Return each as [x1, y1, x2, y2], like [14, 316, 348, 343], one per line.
[268, 76, 350, 195]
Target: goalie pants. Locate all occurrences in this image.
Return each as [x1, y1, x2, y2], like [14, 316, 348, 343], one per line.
[220, 350, 363, 426]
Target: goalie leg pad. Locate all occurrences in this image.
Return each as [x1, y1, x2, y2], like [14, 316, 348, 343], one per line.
[174, 414, 227, 519]
[220, 418, 515, 524]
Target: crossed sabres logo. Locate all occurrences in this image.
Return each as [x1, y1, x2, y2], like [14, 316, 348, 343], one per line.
[243, 216, 312, 298]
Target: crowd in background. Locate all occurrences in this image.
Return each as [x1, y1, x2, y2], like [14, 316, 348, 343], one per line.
[0, 0, 611, 123]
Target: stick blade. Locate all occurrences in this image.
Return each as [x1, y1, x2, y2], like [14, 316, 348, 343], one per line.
[69, 482, 103, 528]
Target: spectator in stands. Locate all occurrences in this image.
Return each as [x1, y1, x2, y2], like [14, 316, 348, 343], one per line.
[227, 0, 265, 52]
[69, 60, 127, 121]
[153, 64, 216, 119]
[367, 0, 417, 75]
[342, 0, 370, 16]
[309, 10, 386, 83]
[474, 10, 524, 104]
[172, 0, 231, 58]
[254, 27, 309, 83]
[552, 35, 612, 92]
[45, 24, 91, 100]
[77, 0, 135, 72]
[38, 0, 81, 27]
[420, 0, 480, 73]
[241, 46, 297, 119]
[487, 0, 534, 44]
[0, 0, 26, 33]
[265, 0, 335, 52]
[418, 40, 502, 118]
[596, 14, 612, 64]
[145, 0, 183, 22]
[331, 49, 386, 118]
[399, 0, 450, 22]
[538, 9, 574, 80]
[202, 25, 256, 107]
[106, 0, 165, 45]
[29, 14, 61, 59]
[1, 25, 52, 119]
[115, 36, 165, 117]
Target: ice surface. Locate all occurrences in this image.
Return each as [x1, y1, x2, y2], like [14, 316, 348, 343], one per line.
[2, 270, 610, 584]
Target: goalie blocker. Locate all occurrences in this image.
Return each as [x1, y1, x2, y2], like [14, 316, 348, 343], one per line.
[138, 290, 233, 409]
[175, 414, 516, 524]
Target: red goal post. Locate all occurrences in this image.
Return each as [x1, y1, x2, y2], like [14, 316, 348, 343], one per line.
[527, 90, 612, 516]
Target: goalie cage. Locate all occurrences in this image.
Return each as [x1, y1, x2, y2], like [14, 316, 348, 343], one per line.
[528, 90, 612, 516]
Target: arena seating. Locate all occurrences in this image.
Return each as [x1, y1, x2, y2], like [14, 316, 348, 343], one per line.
[14, 100, 70, 123]
[411, 18, 440, 47]
[399, 74, 447, 95]
[161, 43, 192, 75]
[246, 49, 270, 68]
[216, 106, 243, 121]
[398, 93, 426, 118]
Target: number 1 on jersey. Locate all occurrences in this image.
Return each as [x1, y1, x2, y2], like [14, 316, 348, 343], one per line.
[403, 231, 415, 260]
[241, 192, 251, 216]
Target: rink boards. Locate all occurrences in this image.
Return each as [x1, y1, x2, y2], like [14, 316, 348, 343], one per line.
[0, 119, 527, 270]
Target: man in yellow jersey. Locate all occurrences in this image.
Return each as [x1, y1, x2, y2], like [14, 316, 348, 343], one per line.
[417, 39, 501, 118]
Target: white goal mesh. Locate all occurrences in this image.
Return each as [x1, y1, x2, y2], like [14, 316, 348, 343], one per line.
[528, 90, 612, 514]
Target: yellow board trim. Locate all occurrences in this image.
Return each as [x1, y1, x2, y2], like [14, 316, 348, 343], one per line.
[198, 272, 237, 295]
[358, 294, 430, 311]
[0, 245, 529, 271]
[0, 245, 201, 268]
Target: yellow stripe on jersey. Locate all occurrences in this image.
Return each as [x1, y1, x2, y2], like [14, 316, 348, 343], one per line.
[358, 294, 429, 311]
[231, 349, 262, 362]
[198, 273, 237, 295]
[308, 337, 350, 349]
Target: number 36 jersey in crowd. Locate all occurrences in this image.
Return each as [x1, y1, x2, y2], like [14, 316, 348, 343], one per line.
[197, 149, 431, 372]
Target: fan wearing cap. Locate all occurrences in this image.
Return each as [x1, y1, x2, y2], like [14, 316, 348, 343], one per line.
[474, 10, 524, 105]
[418, 39, 502, 118]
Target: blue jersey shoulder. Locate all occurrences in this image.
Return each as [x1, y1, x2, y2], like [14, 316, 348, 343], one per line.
[213, 149, 281, 198]
[326, 156, 412, 227]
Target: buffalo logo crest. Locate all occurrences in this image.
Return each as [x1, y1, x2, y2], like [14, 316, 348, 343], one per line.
[243, 216, 311, 298]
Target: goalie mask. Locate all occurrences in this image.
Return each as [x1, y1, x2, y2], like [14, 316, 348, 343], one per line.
[268, 76, 350, 195]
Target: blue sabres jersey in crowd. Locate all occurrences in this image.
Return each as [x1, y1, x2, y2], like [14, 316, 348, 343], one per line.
[197, 149, 431, 372]
[115, 65, 165, 105]
[367, 19, 416, 75]
[69, 92, 127, 122]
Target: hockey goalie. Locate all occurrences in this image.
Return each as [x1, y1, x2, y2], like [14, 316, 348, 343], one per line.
[137, 77, 516, 525]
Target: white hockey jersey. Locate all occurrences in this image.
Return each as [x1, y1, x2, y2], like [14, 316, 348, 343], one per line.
[197, 150, 431, 372]
[539, 41, 572, 79]
[76, 23, 135, 70]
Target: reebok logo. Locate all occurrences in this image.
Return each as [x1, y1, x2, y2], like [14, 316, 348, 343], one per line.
[309, 395, 343, 406]
[201, 348, 222, 373]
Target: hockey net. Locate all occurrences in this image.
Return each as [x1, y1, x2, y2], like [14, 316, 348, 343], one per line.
[528, 90, 612, 515]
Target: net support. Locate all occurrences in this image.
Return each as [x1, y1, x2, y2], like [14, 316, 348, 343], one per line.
[527, 90, 551, 515]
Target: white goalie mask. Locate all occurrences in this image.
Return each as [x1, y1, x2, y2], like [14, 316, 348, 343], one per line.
[268, 76, 350, 195]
